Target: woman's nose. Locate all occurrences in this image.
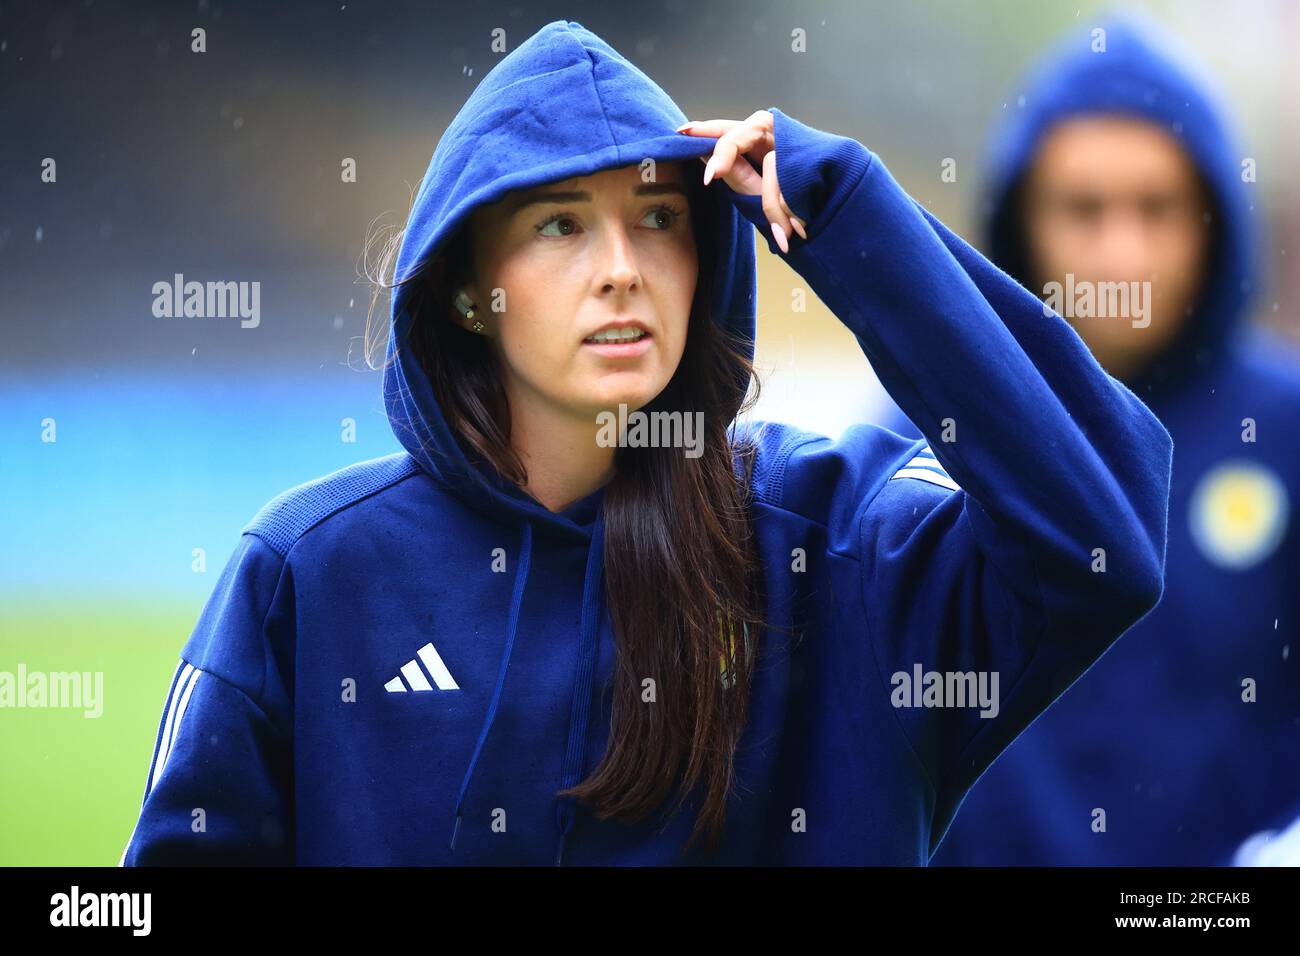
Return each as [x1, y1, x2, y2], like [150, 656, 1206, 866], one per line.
[596, 225, 642, 293]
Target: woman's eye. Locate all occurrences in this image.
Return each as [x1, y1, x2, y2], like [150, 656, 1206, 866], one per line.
[535, 205, 684, 238]
[536, 214, 580, 237]
[642, 204, 684, 230]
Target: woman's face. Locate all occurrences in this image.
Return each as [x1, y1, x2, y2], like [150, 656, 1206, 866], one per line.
[461, 161, 699, 424]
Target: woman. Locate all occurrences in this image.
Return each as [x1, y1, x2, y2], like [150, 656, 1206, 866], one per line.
[120, 20, 1171, 866]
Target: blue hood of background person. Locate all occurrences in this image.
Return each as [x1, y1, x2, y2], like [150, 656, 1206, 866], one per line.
[926, 11, 1298, 867]
[379, 20, 756, 862]
[980, 10, 1262, 401]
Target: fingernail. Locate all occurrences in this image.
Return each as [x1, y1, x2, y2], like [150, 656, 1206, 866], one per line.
[703, 157, 716, 186]
[771, 222, 789, 254]
[791, 218, 807, 240]
[675, 121, 694, 132]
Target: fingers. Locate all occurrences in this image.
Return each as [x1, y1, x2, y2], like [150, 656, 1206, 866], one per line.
[694, 112, 773, 194]
[680, 110, 806, 248]
[706, 131, 770, 195]
[678, 111, 769, 140]
[761, 150, 792, 253]
[781, 196, 807, 241]
[704, 134, 763, 195]
[676, 118, 740, 136]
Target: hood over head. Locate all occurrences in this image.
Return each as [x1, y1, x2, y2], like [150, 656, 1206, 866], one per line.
[379, 19, 757, 863]
[384, 18, 756, 539]
[980, 10, 1261, 398]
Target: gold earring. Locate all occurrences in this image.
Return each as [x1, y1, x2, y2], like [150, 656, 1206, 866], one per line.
[472, 320, 485, 333]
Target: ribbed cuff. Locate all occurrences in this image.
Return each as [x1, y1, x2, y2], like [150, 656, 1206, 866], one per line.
[767, 106, 874, 227]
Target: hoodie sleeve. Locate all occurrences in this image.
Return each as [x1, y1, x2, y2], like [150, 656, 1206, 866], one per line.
[119, 532, 294, 866]
[728, 107, 1172, 854]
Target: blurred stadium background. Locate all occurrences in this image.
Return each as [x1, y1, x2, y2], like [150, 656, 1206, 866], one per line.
[2, 0, 1297, 864]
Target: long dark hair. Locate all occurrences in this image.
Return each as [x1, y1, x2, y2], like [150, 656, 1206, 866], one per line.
[363, 163, 781, 856]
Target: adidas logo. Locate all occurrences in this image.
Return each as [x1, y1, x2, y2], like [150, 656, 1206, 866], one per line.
[384, 641, 460, 692]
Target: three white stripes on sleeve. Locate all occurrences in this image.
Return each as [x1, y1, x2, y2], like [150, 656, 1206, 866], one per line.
[889, 445, 961, 492]
[117, 659, 204, 866]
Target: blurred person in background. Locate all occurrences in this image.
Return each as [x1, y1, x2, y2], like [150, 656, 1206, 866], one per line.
[882, 13, 1300, 865]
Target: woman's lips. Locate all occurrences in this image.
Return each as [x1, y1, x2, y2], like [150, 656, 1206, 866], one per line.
[581, 332, 654, 357]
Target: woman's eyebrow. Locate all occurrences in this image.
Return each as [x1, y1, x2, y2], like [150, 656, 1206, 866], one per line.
[508, 182, 687, 217]
[509, 190, 590, 216]
[636, 182, 688, 201]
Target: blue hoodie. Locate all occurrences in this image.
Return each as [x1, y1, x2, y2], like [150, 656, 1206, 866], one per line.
[892, 13, 1300, 866]
[119, 19, 1172, 866]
